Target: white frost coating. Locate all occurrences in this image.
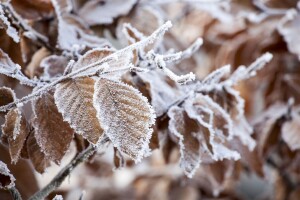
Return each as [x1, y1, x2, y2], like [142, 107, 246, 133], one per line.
[200, 94, 234, 140]
[155, 54, 196, 84]
[78, 0, 137, 25]
[93, 78, 156, 163]
[54, 77, 104, 144]
[0, 21, 173, 113]
[162, 38, 203, 63]
[69, 21, 172, 79]
[168, 106, 202, 178]
[0, 6, 19, 43]
[210, 139, 240, 161]
[0, 161, 16, 189]
[197, 64, 231, 92]
[226, 52, 273, 86]
[52, 195, 63, 200]
[51, 0, 111, 51]
[122, 23, 146, 43]
[184, 94, 241, 161]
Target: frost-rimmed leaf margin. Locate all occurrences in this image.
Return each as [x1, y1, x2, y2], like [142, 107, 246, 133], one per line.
[93, 78, 156, 163]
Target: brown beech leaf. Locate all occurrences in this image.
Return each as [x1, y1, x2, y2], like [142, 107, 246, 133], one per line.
[0, 160, 15, 189]
[281, 112, 300, 151]
[93, 78, 155, 162]
[168, 106, 203, 178]
[0, 86, 15, 111]
[32, 91, 74, 164]
[78, 0, 137, 25]
[0, 144, 39, 199]
[71, 48, 113, 72]
[54, 77, 104, 144]
[253, 103, 288, 156]
[26, 130, 50, 173]
[11, 0, 53, 20]
[1, 108, 29, 164]
[40, 55, 69, 78]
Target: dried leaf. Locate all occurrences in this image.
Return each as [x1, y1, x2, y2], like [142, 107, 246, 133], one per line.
[0, 160, 15, 189]
[93, 78, 155, 162]
[278, 10, 300, 60]
[1, 108, 29, 164]
[78, 0, 137, 25]
[54, 77, 104, 144]
[52, 0, 111, 51]
[32, 91, 74, 164]
[137, 70, 184, 116]
[0, 86, 15, 108]
[26, 130, 50, 173]
[168, 106, 203, 178]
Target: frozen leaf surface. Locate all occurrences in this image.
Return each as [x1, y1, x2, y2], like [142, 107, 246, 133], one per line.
[168, 106, 204, 178]
[32, 91, 74, 164]
[93, 78, 155, 162]
[54, 77, 104, 144]
[27, 131, 50, 173]
[1, 108, 29, 164]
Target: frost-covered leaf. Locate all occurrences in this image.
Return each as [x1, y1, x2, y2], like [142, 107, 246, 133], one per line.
[40, 55, 69, 78]
[78, 0, 137, 25]
[25, 47, 50, 78]
[70, 47, 133, 78]
[51, 0, 111, 51]
[278, 10, 300, 60]
[72, 48, 114, 72]
[52, 194, 63, 200]
[136, 70, 184, 116]
[0, 48, 37, 86]
[281, 112, 300, 151]
[0, 87, 15, 109]
[93, 78, 155, 162]
[184, 94, 240, 161]
[0, 5, 20, 43]
[54, 77, 104, 144]
[32, 91, 74, 164]
[1, 108, 29, 164]
[168, 106, 209, 178]
[0, 160, 15, 189]
[253, 103, 288, 156]
[26, 130, 50, 173]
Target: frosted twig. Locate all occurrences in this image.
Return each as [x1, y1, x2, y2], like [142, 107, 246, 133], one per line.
[154, 54, 195, 84]
[0, 21, 173, 112]
[8, 187, 22, 200]
[163, 38, 203, 63]
[28, 136, 110, 200]
[1, 3, 54, 51]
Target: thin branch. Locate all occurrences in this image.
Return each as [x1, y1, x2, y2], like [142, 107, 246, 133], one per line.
[28, 136, 110, 200]
[1, 3, 56, 52]
[8, 187, 22, 200]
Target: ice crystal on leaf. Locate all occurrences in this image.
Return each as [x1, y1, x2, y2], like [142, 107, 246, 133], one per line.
[93, 78, 156, 162]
